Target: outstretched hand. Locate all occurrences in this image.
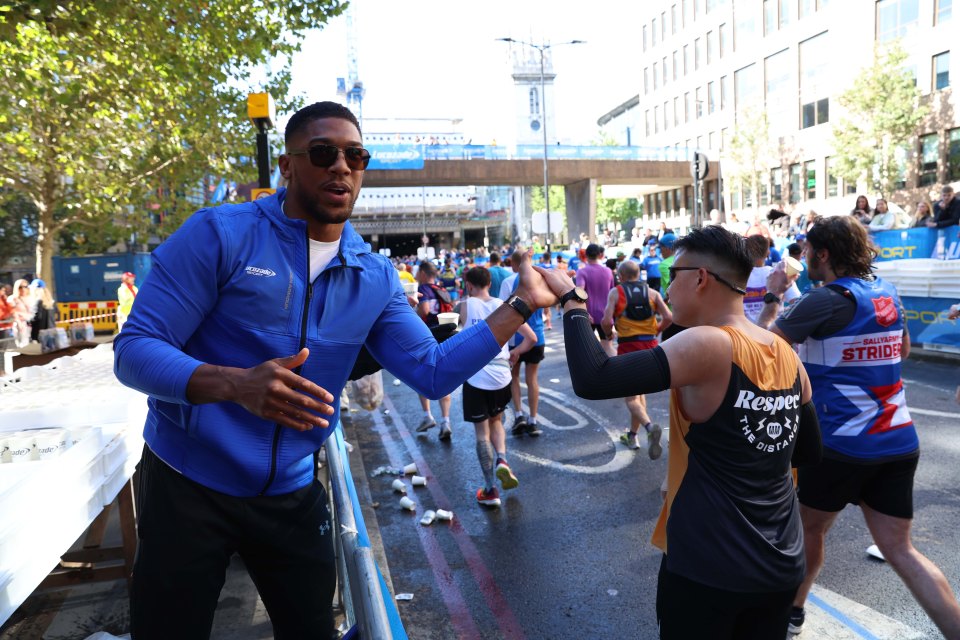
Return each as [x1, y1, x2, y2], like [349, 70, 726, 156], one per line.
[533, 263, 577, 300]
[515, 250, 560, 309]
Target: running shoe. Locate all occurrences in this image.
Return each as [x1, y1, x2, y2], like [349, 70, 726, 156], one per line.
[438, 424, 452, 441]
[495, 460, 519, 490]
[787, 606, 805, 635]
[620, 430, 641, 450]
[476, 487, 501, 507]
[525, 422, 543, 437]
[416, 416, 437, 432]
[510, 415, 529, 437]
[647, 423, 663, 460]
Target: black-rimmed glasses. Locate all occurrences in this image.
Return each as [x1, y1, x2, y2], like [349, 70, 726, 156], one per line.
[286, 144, 372, 170]
[669, 266, 747, 296]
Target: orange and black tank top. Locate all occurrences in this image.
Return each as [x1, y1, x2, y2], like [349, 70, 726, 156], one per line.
[651, 326, 805, 592]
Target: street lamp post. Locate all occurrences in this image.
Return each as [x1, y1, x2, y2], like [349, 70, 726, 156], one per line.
[497, 37, 584, 257]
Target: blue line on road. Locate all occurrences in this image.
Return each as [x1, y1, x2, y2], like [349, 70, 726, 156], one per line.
[808, 592, 881, 640]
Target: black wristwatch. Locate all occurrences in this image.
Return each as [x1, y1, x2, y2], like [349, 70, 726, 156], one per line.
[559, 286, 589, 306]
[505, 295, 533, 322]
[763, 292, 782, 305]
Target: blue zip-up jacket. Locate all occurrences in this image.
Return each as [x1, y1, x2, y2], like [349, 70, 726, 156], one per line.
[114, 189, 501, 497]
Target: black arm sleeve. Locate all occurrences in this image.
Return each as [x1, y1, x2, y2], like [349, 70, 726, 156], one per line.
[563, 308, 671, 400]
[792, 400, 823, 468]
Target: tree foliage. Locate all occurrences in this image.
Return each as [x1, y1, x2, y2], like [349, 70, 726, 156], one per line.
[596, 195, 640, 226]
[726, 107, 773, 208]
[0, 0, 345, 295]
[0, 192, 37, 268]
[831, 42, 926, 198]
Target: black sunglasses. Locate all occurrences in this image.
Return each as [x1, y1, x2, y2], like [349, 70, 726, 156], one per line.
[669, 266, 746, 295]
[287, 144, 371, 170]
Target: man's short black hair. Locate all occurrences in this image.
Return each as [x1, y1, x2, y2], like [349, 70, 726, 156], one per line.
[465, 266, 491, 288]
[787, 243, 802, 257]
[585, 243, 603, 258]
[489, 251, 501, 264]
[674, 225, 752, 283]
[285, 101, 361, 145]
[418, 260, 437, 277]
[745, 234, 771, 264]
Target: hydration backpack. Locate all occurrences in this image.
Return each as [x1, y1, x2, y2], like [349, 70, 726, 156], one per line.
[429, 284, 454, 313]
[621, 281, 653, 321]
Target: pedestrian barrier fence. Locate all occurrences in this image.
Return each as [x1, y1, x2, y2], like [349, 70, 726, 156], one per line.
[56, 301, 117, 333]
[324, 424, 408, 639]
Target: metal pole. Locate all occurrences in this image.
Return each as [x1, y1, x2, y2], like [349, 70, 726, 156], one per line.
[693, 151, 700, 230]
[540, 45, 551, 257]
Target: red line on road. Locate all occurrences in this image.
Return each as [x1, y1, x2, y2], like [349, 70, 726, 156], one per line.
[380, 394, 528, 640]
[370, 408, 483, 640]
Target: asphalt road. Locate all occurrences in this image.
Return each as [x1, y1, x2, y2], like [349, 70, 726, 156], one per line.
[345, 324, 960, 640]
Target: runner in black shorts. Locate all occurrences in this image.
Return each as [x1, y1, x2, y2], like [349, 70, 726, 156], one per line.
[797, 456, 918, 519]
[510, 343, 545, 365]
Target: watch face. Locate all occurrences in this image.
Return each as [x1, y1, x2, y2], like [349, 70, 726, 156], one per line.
[575, 286, 588, 301]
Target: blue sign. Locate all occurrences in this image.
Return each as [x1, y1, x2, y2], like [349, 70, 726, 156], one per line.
[367, 145, 425, 170]
[870, 227, 960, 262]
[901, 296, 960, 347]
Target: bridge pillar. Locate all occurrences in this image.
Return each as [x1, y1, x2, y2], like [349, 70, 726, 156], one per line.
[564, 178, 597, 244]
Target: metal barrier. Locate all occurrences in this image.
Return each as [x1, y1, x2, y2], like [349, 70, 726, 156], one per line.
[323, 423, 404, 639]
[56, 301, 118, 333]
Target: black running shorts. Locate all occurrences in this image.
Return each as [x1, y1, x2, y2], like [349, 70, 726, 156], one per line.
[510, 344, 545, 365]
[462, 381, 512, 423]
[798, 454, 919, 519]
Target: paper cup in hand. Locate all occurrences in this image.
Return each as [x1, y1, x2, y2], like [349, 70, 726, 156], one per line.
[402, 281, 418, 296]
[437, 312, 459, 326]
[783, 257, 804, 277]
[399, 496, 416, 511]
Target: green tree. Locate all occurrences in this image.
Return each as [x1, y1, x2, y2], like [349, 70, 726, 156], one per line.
[727, 108, 773, 208]
[0, 0, 345, 296]
[596, 195, 640, 227]
[0, 192, 37, 268]
[831, 43, 926, 198]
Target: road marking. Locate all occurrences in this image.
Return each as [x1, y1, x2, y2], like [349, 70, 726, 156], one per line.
[804, 584, 925, 639]
[908, 407, 960, 419]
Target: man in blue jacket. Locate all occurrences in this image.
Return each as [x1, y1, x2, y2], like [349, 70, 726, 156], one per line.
[114, 101, 552, 639]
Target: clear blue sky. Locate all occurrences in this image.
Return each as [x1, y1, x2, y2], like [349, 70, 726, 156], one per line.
[284, 0, 641, 145]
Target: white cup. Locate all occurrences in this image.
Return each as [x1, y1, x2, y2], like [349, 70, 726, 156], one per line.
[0, 436, 10, 463]
[399, 496, 416, 511]
[7, 432, 35, 463]
[783, 256, 804, 277]
[34, 429, 64, 461]
[391, 479, 407, 494]
[402, 462, 418, 475]
[419, 510, 436, 526]
[411, 475, 427, 486]
[402, 281, 418, 296]
[437, 312, 459, 326]
[435, 509, 454, 521]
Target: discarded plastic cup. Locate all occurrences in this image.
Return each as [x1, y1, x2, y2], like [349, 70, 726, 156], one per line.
[411, 475, 427, 486]
[391, 479, 407, 494]
[419, 510, 436, 526]
[399, 496, 416, 511]
[402, 462, 418, 475]
[435, 509, 454, 521]
[395, 593, 414, 601]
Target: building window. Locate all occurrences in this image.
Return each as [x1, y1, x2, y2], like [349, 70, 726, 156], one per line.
[706, 31, 716, 65]
[919, 133, 938, 186]
[695, 37, 703, 70]
[734, 63, 760, 113]
[719, 23, 728, 58]
[652, 17, 659, 45]
[683, 45, 690, 75]
[644, 67, 650, 95]
[948, 128, 960, 181]
[826, 157, 839, 197]
[789, 164, 801, 204]
[734, 0, 757, 49]
[765, 49, 791, 130]
[894, 145, 908, 189]
[645, 110, 652, 136]
[643, 25, 648, 51]
[800, 33, 830, 128]
[934, 51, 950, 90]
[771, 168, 783, 202]
[696, 86, 703, 118]
[674, 97, 680, 127]
[709, 131, 716, 149]
[664, 101, 671, 130]
[708, 81, 717, 113]
[799, 0, 815, 18]
[779, 0, 791, 26]
[655, 105, 661, 134]
[804, 160, 816, 200]
[654, 61, 660, 90]
[672, 4, 679, 32]
[721, 127, 728, 150]
[683, 0, 691, 25]
[936, 0, 952, 24]
[673, 51, 679, 80]
[529, 88, 539, 116]
[764, 0, 777, 34]
[663, 56, 669, 85]
[662, 11, 668, 40]
[876, 0, 919, 42]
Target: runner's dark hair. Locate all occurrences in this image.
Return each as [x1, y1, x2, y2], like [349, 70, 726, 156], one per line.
[674, 225, 752, 283]
[285, 101, 361, 144]
[464, 266, 491, 288]
[806, 215, 877, 279]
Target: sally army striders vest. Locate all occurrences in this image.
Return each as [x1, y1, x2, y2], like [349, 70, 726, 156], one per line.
[798, 277, 918, 461]
[652, 326, 805, 592]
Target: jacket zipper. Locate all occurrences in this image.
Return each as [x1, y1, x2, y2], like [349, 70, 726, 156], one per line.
[258, 228, 314, 495]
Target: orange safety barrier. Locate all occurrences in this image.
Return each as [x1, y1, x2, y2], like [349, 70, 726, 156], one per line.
[56, 301, 118, 333]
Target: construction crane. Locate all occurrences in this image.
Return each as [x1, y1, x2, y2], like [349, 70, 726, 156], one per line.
[335, 3, 365, 123]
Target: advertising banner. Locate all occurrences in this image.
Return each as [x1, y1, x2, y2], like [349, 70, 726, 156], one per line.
[901, 296, 960, 348]
[367, 145, 425, 170]
[870, 227, 959, 262]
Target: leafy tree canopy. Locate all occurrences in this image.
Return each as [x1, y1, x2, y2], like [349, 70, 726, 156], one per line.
[0, 0, 345, 295]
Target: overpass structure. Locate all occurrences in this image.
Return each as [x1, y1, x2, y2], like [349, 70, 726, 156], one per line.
[352, 144, 720, 249]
